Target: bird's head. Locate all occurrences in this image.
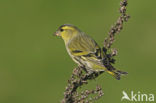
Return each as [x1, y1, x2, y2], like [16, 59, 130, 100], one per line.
[54, 24, 80, 43]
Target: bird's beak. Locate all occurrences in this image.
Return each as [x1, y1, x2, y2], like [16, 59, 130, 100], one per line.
[53, 31, 61, 36]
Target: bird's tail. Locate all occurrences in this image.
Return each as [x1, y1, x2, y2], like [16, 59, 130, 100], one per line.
[107, 70, 128, 80]
[90, 62, 128, 80]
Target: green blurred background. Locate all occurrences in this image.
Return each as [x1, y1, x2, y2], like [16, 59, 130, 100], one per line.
[0, 0, 156, 103]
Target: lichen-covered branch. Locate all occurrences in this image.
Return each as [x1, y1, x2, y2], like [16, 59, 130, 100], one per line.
[61, 0, 130, 103]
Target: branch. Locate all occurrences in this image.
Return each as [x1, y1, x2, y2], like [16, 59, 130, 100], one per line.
[61, 66, 104, 103]
[104, 0, 130, 50]
[61, 0, 130, 103]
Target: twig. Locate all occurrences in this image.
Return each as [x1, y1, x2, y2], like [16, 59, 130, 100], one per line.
[61, 0, 130, 103]
[104, 0, 130, 49]
[61, 66, 104, 103]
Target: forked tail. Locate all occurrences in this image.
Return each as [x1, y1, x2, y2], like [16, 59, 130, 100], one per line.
[107, 70, 128, 80]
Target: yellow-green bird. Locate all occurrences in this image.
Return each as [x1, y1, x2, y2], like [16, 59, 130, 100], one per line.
[54, 24, 127, 80]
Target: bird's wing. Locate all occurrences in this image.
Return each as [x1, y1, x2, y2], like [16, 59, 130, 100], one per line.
[67, 33, 103, 61]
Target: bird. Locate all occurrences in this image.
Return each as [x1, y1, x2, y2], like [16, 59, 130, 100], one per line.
[54, 24, 127, 80]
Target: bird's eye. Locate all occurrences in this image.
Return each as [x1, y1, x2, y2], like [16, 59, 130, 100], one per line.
[60, 29, 64, 32]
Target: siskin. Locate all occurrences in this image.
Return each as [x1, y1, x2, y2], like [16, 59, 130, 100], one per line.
[54, 24, 127, 80]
